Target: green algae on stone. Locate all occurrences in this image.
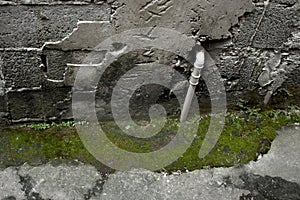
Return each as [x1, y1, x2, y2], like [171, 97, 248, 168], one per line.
[0, 107, 299, 173]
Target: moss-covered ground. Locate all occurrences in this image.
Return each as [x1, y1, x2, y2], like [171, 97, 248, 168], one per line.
[0, 106, 299, 173]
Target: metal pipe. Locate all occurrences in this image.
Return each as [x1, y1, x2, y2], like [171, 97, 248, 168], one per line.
[180, 50, 205, 122]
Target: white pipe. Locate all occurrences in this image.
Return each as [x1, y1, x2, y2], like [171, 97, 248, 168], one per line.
[180, 50, 205, 122]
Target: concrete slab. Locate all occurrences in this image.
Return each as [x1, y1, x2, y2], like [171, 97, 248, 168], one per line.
[0, 168, 25, 200]
[246, 125, 300, 184]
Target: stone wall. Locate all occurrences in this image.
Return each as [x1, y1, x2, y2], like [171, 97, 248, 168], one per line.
[0, 0, 299, 125]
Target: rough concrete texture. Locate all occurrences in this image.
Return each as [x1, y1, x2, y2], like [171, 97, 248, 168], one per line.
[18, 163, 102, 200]
[0, 57, 4, 96]
[215, 48, 300, 105]
[0, 50, 43, 90]
[0, 163, 104, 200]
[0, 4, 110, 48]
[95, 168, 250, 200]
[7, 90, 44, 121]
[111, 0, 254, 39]
[0, 0, 299, 124]
[0, 0, 97, 4]
[0, 168, 25, 200]
[0, 125, 299, 199]
[246, 125, 300, 184]
[253, 0, 297, 6]
[234, 5, 299, 49]
[7, 87, 72, 122]
[239, 173, 300, 200]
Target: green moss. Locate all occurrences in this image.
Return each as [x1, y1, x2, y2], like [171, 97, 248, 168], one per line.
[0, 107, 299, 173]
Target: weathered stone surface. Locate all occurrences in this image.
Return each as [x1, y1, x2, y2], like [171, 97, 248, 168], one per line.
[0, 0, 299, 124]
[1, 0, 95, 4]
[43, 48, 110, 80]
[44, 50, 71, 80]
[253, 0, 297, 6]
[7, 90, 44, 121]
[0, 4, 110, 48]
[18, 163, 102, 200]
[211, 44, 300, 107]
[0, 56, 4, 96]
[273, 0, 298, 5]
[111, 0, 254, 40]
[44, 21, 114, 51]
[281, 52, 300, 86]
[246, 126, 300, 185]
[0, 113, 10, 126]
[0, 94, 8, 125]
[95, 168, 249, 200]
[1, 164, 299, 200]
[257, 51, 300, 105]
[0, 168, 25, 200]
[43, 87, 72, 120]
[285, 31, 300, 49]
[0, 56, 6, 116]
[7, 88, 73, 121]
[240, 173, 300, 200]
[234, 5, 299, 49]
[0, 96, 6, 112]
[218, 54, 262, 92]
[0, 50, 43, 90]
[43, 0, 254, 50]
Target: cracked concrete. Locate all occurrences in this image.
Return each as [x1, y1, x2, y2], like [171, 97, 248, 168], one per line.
[246, 126, 300, 185]
[94, 168, 250, 200]
[18, 163, 102, 200]
[0, 168, 25, 200]
[1, 163, 104, 200]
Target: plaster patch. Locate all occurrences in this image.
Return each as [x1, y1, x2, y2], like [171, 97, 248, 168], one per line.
[112, 0, 254, 39]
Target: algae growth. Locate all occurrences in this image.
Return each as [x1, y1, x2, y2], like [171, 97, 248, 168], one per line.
[0, 106, 299, 173]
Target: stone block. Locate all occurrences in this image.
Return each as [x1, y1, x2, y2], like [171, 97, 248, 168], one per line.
[72, 91, 98, 122]
[0, 95, 6, 112]
[0, 112, 10, 125]
[64, 64, 100, 89]
[43, 50, 71, 80]
[44, 49, 106, 81]
[42, 87, 72, 120]
[0, 50, 44, 89]
[7, 90, 44, 121]
[43, 21, 114, 51]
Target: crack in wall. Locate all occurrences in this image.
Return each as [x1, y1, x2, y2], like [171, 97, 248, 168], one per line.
[0, 57, 5, 96]
[248, 0, 270, 47]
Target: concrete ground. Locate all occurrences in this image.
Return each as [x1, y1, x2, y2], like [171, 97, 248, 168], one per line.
[0, 125, 299, 200]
